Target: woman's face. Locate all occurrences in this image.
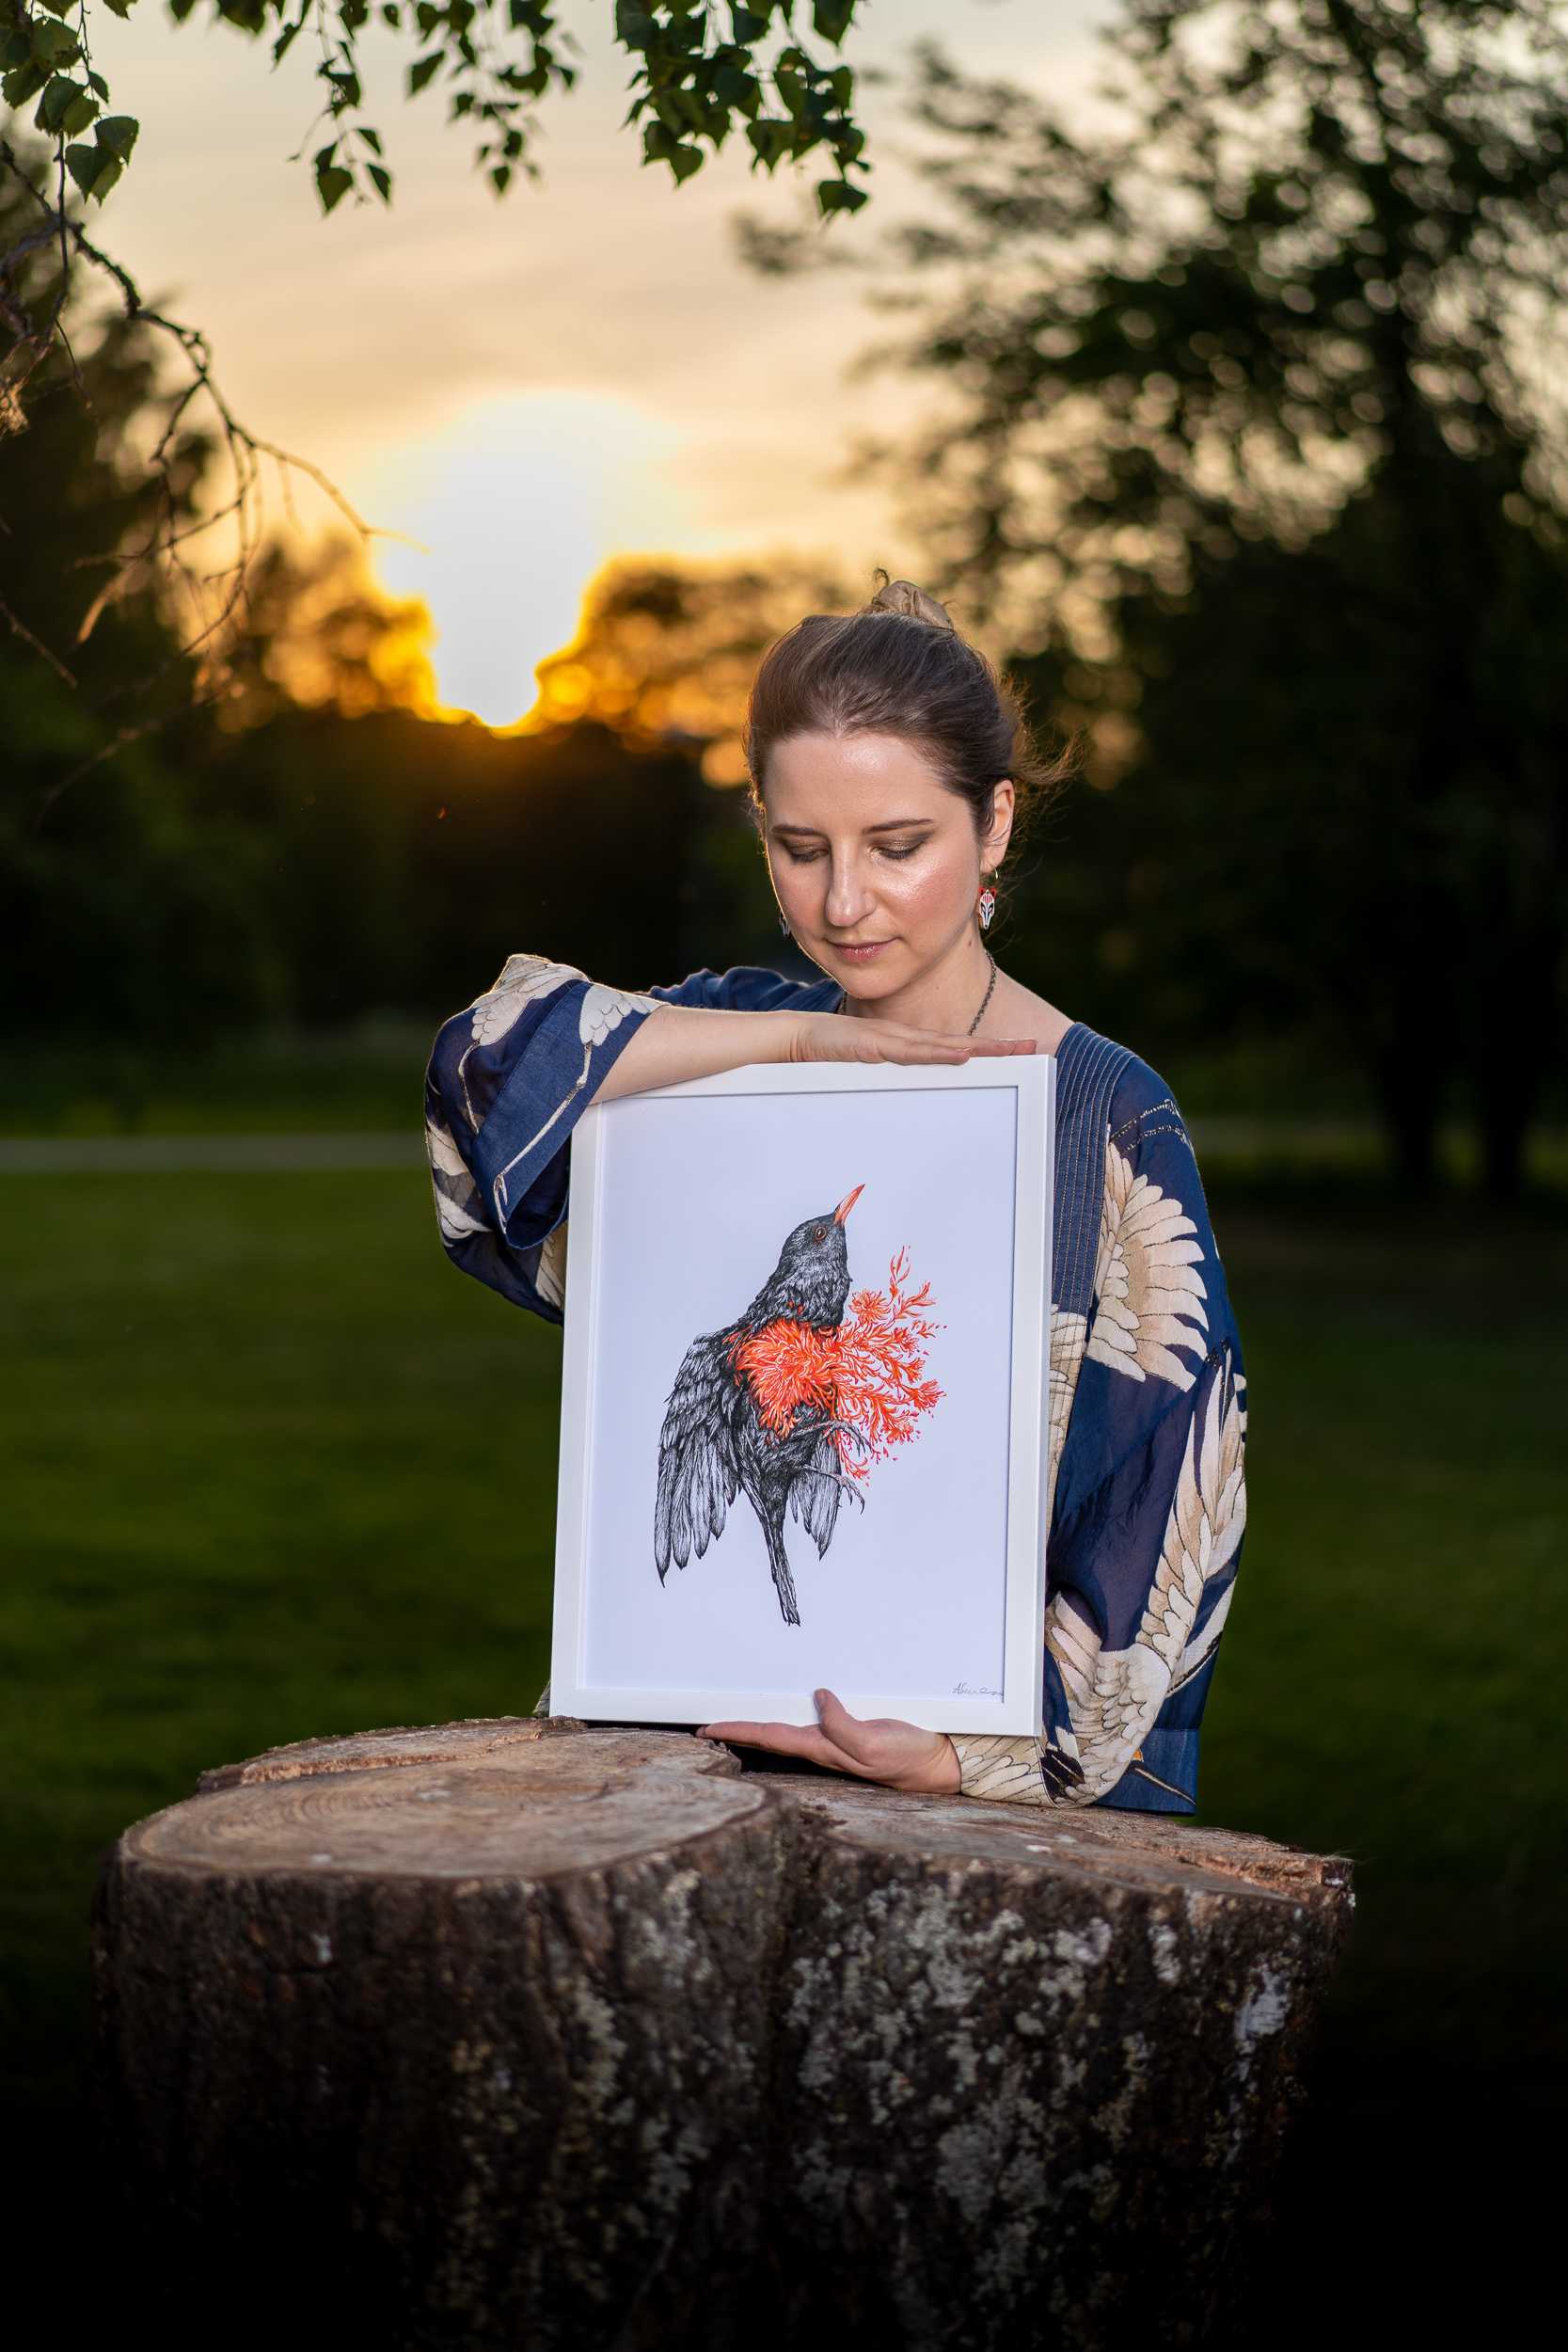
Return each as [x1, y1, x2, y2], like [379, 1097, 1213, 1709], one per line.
[761, 730, 1012, 999]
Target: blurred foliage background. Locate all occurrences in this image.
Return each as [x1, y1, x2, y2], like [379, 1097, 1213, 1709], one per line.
[4, 1, 1566, 2336]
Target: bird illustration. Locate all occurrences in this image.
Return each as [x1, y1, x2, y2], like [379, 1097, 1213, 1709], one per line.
[654, 1184, 874, 1628]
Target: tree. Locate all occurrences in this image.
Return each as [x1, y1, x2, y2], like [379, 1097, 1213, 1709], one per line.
[0, 146, 460, 1094]
[2, 4, 880, 764]
[3, 1, 873, 229]
[0, 140, 285, 1089]
[1102, 445, 1568, 1202]
[216, 531, 438, 727]
[530, 549, 854, 757]
[745, 0, 1568, 1195]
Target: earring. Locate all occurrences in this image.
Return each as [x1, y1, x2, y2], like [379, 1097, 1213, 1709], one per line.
[778, 908, 791, 934]
[977, 874, 997, 930]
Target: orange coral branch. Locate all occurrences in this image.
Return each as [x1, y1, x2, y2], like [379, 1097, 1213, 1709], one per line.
[726, 1249, 944, 1483]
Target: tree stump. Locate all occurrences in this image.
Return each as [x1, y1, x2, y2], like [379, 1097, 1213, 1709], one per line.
[91, 1716, 1352, 2351]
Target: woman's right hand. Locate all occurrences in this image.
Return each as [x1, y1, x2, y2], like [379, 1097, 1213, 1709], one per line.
[785, 1011, 1038, 1066]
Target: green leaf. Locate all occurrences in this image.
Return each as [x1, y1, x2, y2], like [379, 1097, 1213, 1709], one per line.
[816, 175, 867, 215]
[272, 20, 305, 63]
[64, 140, 102, 198]
[62, 90, 102, 137]
[99, 0, 139, 15]
[94, 115, 140, 161]
[355, 123, 383, 154]
[667, 139, 703, 184]
[31, 21, 83, 66]
[615, 4, 657, 51]
[87, 70, 110, 98]
[730, 6, 769, 39]
[3, 63, 48, 108]
[64, 142, 121, 203]
[812, 0, 855, 41]
[489, 162, 512, 195]
[381, 3, 401, 24]
[315, 161, 355, 213]
[36, 0, 79, 19]
[367, 162, 392, 201]
[746, 118, 793, 168]
[714, 63, 759, 110]
[407, 51, 443, 95]
[36, 74, 80, 131]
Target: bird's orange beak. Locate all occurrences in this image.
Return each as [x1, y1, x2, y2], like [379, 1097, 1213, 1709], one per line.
[832, 1184, 863, 1225]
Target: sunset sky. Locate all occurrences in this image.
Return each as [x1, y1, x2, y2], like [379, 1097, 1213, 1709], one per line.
[80, 3, 1114, 723]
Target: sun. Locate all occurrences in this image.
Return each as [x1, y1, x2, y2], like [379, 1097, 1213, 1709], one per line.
[348, 391, 693, 730]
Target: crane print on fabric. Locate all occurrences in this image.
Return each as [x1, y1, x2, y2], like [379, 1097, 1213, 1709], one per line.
[653, 1184, 944, 1627]
[953, 1120, 1244, 1810]
[1040, 1128, 1243, 1796]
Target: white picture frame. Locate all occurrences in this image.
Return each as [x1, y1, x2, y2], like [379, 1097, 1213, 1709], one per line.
[548, 1055, 1054, 1736]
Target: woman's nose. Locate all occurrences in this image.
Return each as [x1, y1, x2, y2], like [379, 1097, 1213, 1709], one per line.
[824, 857, 875, 928]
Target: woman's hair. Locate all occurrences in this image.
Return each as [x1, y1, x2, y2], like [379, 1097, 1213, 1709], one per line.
[742, 570, 1079, 875]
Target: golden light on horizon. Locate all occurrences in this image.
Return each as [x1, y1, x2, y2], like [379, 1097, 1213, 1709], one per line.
[352, 390, 696, 730]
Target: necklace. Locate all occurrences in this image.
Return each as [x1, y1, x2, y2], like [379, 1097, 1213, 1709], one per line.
[835, 949, 998, 1036]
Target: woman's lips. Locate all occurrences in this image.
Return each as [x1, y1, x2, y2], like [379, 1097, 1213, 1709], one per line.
[832, 940, 893, 962]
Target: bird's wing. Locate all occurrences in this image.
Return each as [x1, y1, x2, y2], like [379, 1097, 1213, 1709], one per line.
[655, 1331, 743, 1577]
[788, 1424, 844, 1559]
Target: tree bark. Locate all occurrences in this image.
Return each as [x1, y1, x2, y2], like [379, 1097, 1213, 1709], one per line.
[92, 1716, 1353, 2351]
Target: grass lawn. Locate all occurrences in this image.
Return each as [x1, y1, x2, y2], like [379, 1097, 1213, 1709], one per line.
[4, 1161, 1565, 2312]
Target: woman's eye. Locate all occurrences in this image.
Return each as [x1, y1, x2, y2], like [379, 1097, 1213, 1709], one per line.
[780, 842, 924, 864]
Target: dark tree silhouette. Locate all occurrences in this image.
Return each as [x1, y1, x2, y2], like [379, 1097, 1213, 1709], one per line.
[741, 0, 1568, 1195]
[0, 147, 281, 1094]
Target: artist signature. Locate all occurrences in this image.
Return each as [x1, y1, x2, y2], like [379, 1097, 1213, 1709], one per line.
[952, 1680, 1002, 1697]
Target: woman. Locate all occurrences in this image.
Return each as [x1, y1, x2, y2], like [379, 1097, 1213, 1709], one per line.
[424, 578, 1247, 1814]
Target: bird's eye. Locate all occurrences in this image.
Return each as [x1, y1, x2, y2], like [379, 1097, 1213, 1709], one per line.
[812, 1225, 826, 1243]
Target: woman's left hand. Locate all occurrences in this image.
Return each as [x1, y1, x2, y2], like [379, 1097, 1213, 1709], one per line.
[696, 1686, 961, 1796]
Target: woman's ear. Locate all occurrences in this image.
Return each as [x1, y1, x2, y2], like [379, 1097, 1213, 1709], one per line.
[984, 778, 1016, 868]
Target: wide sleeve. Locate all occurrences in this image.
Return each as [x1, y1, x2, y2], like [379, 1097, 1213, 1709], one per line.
[947, 1066, 1248, 1812]
[423, 954, 826, 1327]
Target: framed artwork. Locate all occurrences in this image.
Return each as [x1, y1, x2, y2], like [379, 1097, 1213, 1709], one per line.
[548, 1056, 1054, 1737]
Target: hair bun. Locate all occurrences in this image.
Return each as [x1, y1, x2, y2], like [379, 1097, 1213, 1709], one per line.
[861, 572, 956, 633]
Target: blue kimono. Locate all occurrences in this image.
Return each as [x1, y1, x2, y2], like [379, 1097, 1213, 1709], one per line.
[424, 955, 1248, 1816]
